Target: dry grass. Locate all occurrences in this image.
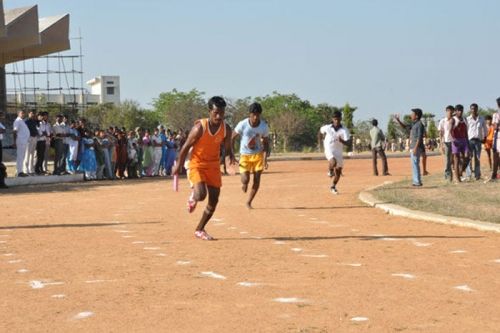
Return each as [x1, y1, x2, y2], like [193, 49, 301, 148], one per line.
[371, 172, 500, 223]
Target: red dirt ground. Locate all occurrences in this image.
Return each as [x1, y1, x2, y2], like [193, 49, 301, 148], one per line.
[0, 156, 499, 332]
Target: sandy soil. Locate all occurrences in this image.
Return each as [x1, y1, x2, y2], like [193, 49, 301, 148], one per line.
[0, 155, 499, 332]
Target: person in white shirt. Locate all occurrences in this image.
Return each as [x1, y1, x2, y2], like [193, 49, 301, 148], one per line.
[23, 110, 39, 175]
[13, 110, 30, 177]
[318, 111, 350, 194]
[231, 102, 270, 209]
[485, 97, 500, 182]
[0, 121, 6, 164]
[41, 112, 52, 173]
[438, 105, 455, 181]
[466, 103, 487, 180]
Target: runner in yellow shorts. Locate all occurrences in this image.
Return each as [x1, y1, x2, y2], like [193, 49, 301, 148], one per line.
[232, 102, 270, 209]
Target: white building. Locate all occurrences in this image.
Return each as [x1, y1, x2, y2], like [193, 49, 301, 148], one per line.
[86, 75, 120, 105]
[6, 75, 120, 109]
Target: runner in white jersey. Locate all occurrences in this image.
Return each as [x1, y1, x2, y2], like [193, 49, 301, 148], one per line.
[318, 111, 350, 194]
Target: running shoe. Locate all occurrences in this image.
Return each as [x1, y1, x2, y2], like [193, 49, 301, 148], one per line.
[330, 186, 338, 195]
[327, 170, 334, 177]
[194, 230, 214, 240]
[187, 192, 197, 213]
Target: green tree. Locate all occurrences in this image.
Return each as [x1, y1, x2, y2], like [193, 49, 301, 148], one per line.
[342, 103, 356, 152]
[153, 89, 206, 133]
[427, 119, 438, 139]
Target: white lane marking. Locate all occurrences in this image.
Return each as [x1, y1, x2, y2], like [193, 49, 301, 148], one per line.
[454, 285, 474, 292]
[8, 259, 22, 263]
[450, 250, 467, 254]
[273, 241, 286, 245]
[122, 235, 135, 238]
[211, 218, 223, 222]
[338, 263, 362, 267]
[176, 260, 191, 265]
[114, 230, 131, 233]
[351, 317, 369, 322]
[155, 253, 167, 257]
[412, 241, 432, 247]
[273, 297, 308, 304]
[239, 231, 249, 235]
[143, 247, 161, 250]
[17, 269, 29, 273]
[51, 294, 66, 298]
[3, 253, 14, 256]
[309, 217, 318, 221]
[301, 254, 328, 258]
[132, 241, 146, 244]
[380, 237, 398, 241]
[291, 248, 303, 252]
[85, 280, 116, 284]
[227, 227, 237, 230]
[392, 273, 415, 279]
[200, 271, 226, 280]
[492, 259, 500, 263]
[73, 311, 94, 319]
[251, 236, 263, 240]
[237, 282, 262, 287]
[29, 280, 64, 289]
[298, 214, 306, 217]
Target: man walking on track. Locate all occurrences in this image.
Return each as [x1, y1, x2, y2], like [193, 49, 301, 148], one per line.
[232, 102, 270, 209]
[370, 118, 390, 176]
[318, 110, 350, 194]
[172, 96, 236, 241]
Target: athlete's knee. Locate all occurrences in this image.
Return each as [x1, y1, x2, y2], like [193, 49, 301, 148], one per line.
[194, 187, 207, 201]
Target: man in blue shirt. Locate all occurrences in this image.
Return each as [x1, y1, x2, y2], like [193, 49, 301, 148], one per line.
[232, 102, 270, 209]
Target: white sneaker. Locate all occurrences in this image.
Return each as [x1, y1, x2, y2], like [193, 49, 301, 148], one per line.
[330, 186, 338, 195]
[327, 170, 334, 177]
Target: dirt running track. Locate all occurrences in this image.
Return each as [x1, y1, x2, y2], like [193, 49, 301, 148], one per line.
[1, 156, 499, 332]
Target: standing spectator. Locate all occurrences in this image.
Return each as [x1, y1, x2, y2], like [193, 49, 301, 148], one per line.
[369, 119, 389, 176]
[42, 112, 52, 174]
[52, 114, 67, 175]
[484, 115, 494, 171]
[450, 104, 469, 183]
[94, 130, 106, 180]
[24, 111, 39, 175]
[485, 97, 500, 183]
[127, 131, 139, 179]
[151, 127, 163, 176]
[115, 130, 128, 179]
[13, 110, 30, 177]
[0, 119, 5, 164]
[35, 112, 49, 175]
[97, 130, 113, 179]
[394, 109, 425, 186]
[66, 121, 80, 174]
[165, 132, 177, 175]
[78, 129, 97, 180]
[142, 129, 154, 177]
[466, 103, 487, 180]
[438, 105, 454, 181]
[135, 127, 144, 177]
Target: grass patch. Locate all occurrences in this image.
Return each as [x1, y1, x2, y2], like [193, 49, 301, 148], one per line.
[370, 173, 500, 223]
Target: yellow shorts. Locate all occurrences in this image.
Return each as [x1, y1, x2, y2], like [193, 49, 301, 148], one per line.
[188, 167, 222, 188]
[239, 153, 265, 174]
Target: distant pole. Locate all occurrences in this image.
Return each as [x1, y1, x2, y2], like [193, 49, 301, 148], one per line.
[0, 66, 6, 122]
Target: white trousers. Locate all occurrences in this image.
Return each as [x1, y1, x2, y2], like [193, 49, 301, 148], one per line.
[152, 148, 162, 175]
[16, 140, 28, 174]
[24, 136, 37, 173]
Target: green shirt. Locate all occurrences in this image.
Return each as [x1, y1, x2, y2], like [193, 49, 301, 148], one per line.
[370, 127, 385, 149]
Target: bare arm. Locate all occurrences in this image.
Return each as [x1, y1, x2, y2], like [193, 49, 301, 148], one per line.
[262, 136, 270, 169]
[231, 130, 240, 158]
[172, 122, 203, 176]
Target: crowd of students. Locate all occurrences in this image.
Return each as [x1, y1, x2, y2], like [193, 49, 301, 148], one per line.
[4, 109, 184, 183]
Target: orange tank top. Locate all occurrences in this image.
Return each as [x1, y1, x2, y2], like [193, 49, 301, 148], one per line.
[486, 126, 494, 143]
[189, 118, 226, 169]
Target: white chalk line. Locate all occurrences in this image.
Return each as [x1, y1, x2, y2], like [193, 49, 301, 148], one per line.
[176, 260, 191, 265]
[338, 263, 362, 267]
[291, 248, 303, 252]
[143, 247, 161, 250]
[85, 279, 116, 284]
[29, 280, 65, 289]
[301, 254, 328, 258]
[8, 259, 22, 263]
[200, 271, 226, 280]
[237, 282, 263, 287]
[391, 273, 416, 280]
[73, 311, 94, 320]
[351, 317, 369, 322]
[454, 285, 474, 292]
[17, 269, 29, 273]
[51, 294, 66, 299]
[273, 241, 286, 245]
[450, 250, 467, 254]
[273, 297, 308, 304]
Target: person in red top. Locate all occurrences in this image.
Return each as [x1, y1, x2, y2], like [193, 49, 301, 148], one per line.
[450, 104, 469, 183]
[172, 96, 236, 240]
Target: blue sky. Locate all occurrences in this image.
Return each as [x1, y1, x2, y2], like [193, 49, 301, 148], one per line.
[6, 0, 500, 128]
